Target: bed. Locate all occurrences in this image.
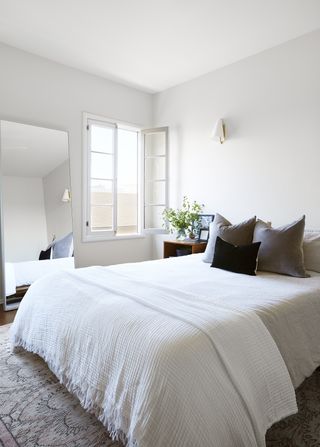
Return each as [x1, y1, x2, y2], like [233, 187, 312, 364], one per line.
[10, 254, 320, 447]
[5, 257, 75, 297]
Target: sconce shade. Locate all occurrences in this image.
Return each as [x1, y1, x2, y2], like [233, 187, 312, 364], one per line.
[211, 119, 225, 144]
[61, 188, 71, 202]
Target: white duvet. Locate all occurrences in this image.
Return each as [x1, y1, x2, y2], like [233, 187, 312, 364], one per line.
[10, 254, 320, 447]
[5, 257, 75, 296]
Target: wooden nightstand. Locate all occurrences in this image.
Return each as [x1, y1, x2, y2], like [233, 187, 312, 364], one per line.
[163, 240, 207, 258]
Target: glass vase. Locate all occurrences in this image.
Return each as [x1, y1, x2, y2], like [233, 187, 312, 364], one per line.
[176, 228, 187, 240]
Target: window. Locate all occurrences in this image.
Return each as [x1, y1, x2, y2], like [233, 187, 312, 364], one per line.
[83, 113, 168, 241]
[142, 127, 169, 231]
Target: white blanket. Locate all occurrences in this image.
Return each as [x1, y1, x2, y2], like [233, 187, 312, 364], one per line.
[5, 257, 75, 296]
[13, 257, 75, 287]
[4, 262, 16, 296]
[112, 254, 320, 388]
[10, 256, 298, 447]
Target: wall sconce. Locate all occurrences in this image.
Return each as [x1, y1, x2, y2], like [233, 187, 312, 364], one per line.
[211, 119, 226, 144]
[61, 188, 71, 203]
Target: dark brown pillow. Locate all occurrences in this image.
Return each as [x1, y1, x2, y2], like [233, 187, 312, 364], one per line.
[211, 237, 261, 276]
[39, 247, 51, 260]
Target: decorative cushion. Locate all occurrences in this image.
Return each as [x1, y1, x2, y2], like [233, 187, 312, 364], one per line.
[39, 246, 52, 260]
[211, 236, 261, 276]
[52, 232, 73, 259]
[253, 216, 308, 277]
[202, 213, 256, 263]
[303, 230, 320, 273]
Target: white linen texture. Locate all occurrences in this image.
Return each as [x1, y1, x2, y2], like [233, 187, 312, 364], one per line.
[10, 255, 307, 447]
[4, 262, 16, 296]
[5, 257, 75, 296]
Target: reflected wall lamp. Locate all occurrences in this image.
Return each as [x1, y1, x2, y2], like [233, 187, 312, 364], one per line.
[61, 188, 71, 203]
[211, 119, 226, 144]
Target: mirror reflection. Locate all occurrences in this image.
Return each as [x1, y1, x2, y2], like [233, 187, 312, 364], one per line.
[0, 120, 73, 310]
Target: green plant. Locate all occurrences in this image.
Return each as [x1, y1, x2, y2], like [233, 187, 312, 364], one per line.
[162, 196, 204, 236]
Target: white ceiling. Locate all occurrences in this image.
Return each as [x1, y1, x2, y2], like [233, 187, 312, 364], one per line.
[1, 121, 69, 177]
[0, 0, 320, 92]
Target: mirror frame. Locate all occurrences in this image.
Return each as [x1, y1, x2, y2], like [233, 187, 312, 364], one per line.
[0, 168, 9, 309]
[0, 119, 71, 312]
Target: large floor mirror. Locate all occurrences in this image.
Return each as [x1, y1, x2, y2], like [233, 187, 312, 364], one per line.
[0, 120, 73, 311]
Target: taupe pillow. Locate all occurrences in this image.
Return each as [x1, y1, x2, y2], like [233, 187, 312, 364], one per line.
[303, 230, 320, 273]
[202, 213, 256, 263]
[253, 216, 308, 277]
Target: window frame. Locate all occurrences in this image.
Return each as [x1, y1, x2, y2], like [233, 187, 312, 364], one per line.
[82, 112, 144, 242]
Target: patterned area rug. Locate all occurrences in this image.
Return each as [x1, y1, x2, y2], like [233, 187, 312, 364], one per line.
[0, 324, 319, 447]
[266, 368, 320, 446]
[0, 325, 121, 447]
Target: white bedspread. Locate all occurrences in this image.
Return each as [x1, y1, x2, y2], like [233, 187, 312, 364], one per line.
[10, 255, 300, 447]
[111, 255, 320, 388]
[5, 257, 75, 296]
[13, 257, 75, 287]
[4, 262, 16, 296]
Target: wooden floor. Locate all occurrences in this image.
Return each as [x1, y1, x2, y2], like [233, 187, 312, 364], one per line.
[0, 305, 17, 325]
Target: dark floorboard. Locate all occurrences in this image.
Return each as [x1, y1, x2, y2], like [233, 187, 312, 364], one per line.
[0, 305, 17, 325]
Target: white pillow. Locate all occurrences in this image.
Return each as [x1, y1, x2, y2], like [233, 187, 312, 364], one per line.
[52, 232, 73, 259]
[303, 230, 320, 273]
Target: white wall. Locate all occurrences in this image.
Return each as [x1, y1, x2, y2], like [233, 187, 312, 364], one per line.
[152, 30, 320, 258]
[0, 42, 153, 267]
[2, 30, 320, 265]
[2, 176, 48, 261]
[43, 160, 72, 242]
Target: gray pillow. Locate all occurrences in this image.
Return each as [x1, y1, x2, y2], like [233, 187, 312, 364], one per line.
[253, 216, 308, 277]
[52, 232, 73, 259]
[202, 213, 256, 263]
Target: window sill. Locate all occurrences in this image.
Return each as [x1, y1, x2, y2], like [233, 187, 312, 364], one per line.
[144, 228, 168, 235]
[82, 233, 146, 243]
